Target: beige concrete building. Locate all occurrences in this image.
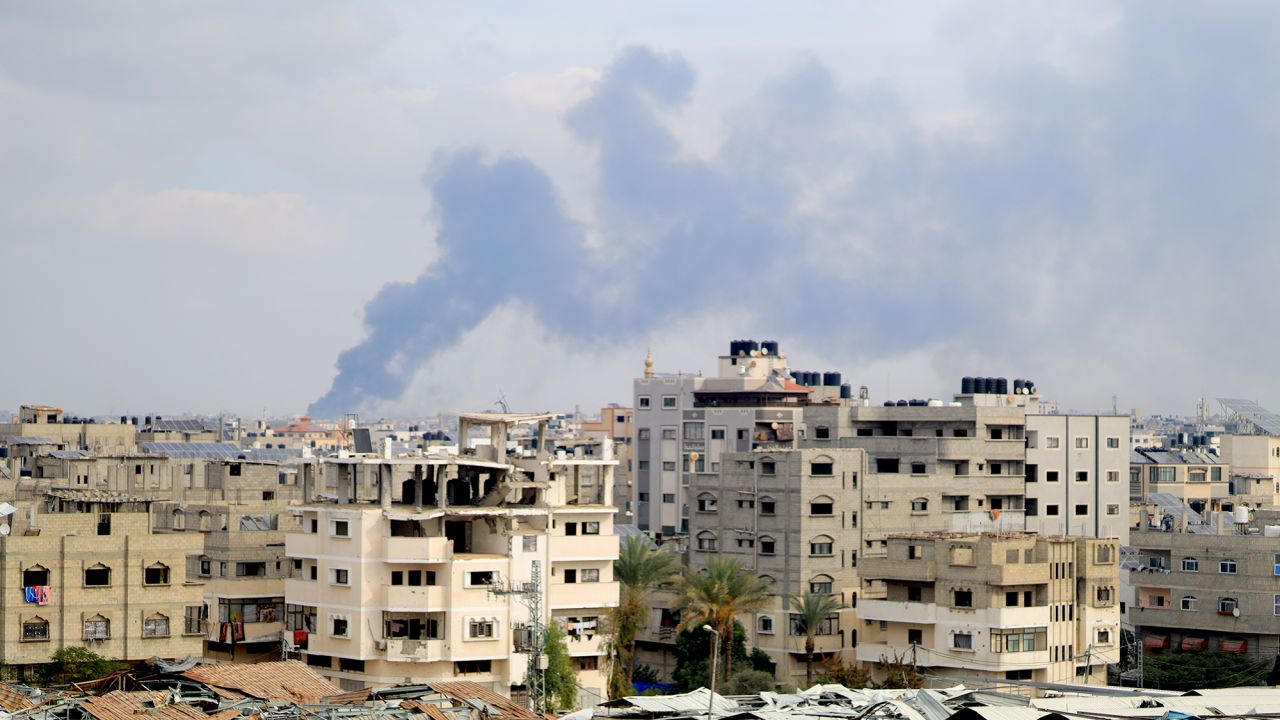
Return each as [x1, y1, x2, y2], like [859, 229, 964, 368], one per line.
[1221, 435, 1280, 507]
[1128, 449, 1228, 514]
[285, 413, 618, 702]
[1, 405, 137, 454]
[857, 532, 1119, 688]
[1129, 514, 1280, 657]
[0, 504, 204, 674]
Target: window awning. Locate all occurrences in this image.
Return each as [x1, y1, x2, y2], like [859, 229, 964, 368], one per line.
[1143, 634, 1169, 650]
[1220, 638, 1249, 654]
[1180, 637, 1208, 652]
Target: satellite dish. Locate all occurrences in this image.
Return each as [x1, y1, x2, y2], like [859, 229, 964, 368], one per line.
[0, 502, 16, 518]
[0, 524, 11, 536]
[1233, 608, 1241, 617]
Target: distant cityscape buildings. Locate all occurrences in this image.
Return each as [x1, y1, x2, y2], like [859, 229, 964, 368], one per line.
[3, 341, 1280, 699]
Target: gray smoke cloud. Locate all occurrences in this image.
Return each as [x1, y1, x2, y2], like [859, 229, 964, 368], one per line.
[312, 4, 1280, 417]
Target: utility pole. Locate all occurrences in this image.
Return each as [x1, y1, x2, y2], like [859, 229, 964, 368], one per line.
[703, 625, 720, 718]
[491, 560, 545, 712]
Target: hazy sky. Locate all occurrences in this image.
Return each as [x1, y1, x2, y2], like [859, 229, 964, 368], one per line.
[4, 2, 1278, 420]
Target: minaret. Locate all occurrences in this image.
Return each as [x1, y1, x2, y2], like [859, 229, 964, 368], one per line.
[644, 350, 655, 378]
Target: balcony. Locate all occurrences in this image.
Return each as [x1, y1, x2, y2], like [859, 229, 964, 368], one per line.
[384, 585, 449, 610]
[385, 536, 452, 562]
[989, 563, 1051, 585]
[385, 637, 447, 662]
[861, 558, 936, 582]
[858, 599, 938, 625]
[549, 535, 619, 561]
[856, 642, 1049, 671]
[549, 581, 620, 610]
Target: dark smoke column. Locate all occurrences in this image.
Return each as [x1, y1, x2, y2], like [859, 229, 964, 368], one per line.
[308, 150, 584, 418]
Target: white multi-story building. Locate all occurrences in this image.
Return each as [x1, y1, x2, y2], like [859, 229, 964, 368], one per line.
[285, 413, 618, 703]
[1025, 414, 1131, 544]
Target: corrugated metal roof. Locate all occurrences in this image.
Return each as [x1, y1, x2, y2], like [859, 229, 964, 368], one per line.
[181, 661, 341, 704]
[604, 688, 735, 714]
[0, 684, 35, 712]
[426, 682, 540, 720]
[82, 691, 208, 720]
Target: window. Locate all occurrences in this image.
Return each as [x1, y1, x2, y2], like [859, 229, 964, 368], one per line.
[662, 493, 675, 503]
[22, 566, 49, 587]
[331, 616, 349, 637]
[953, 632, 973, 650]
[1219, 597, 1238, 614]
[339, 658, 365, 672]
[143, 614, 170, 637]
[760, 498, 776, 515]
[1107, 437, 1120, 449]
[1046, 504, 1060, 516]
[1182, 595, 1198, 611]
[953, 590, 973, 608]
[1213, 467, 1223, 482]
[809, 575, 834, 594]
[993, 628, 1046, 653]
[1107, 504, 1120, 515]
[662, 396, 677, 408]
[84, 564, 112, 587]
[661, 461, 676, 471]
[455, 659, 492, 674]
[1074, 471, 1088, 483]
[697, 533, 718, 552]
[911, 461, 927, 474]
[759, 616, 774, 634]
[1097, 628, 1113, 645]
[1046, 471, 1059, 482]
[1074, 504, 1088, 516]
[469, 619, 496, 638]
[662, 428, 677, 440]
[1106, 470, 1119, 482]
[1046, 437, 1060, 448]
[1096, 587, 1112, 605]
[237, 562, 267, 577]
[810, 498, 834, 516]
[1221, 559, 1238, 574]
[711, 428, 725, 440]
[815, 426, 830, 439]
[908, 586, 922, 602]
[1274, 594, 1280, 616]
[332, 520, 349, 537]
[911, 498, 928, 512]
[760, 460, 776, 475]
[22, 617, 49, 641]
[875, 458, 900, 473]
[392, 571, 404, 585]
[583, 522, 600, 535]
[1182, 557, 1199, 572]
[809, 536, 834, 556]
[760, 537, 776, 555]
[1094, 544, 1113, 564]
[683, 423, 704, 440]
[638, 428, 650, 440]
[144, 563, 170, 585]
[84, 616, 111, 639]
[331, 569, 349, 585]
[638, 396, 651, 409]
[697, 494, 717, 513]
[1075, 437, 1089, 449]
[810, 461, 834, 476]
[467, 571, 496, 586]
[582, 568, 600, 583]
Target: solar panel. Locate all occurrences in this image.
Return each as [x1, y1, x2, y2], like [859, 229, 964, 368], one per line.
[151, 419, 216, 433]
[1218, 398, 1280, 436]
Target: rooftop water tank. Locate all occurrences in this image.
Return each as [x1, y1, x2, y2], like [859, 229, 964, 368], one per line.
[1234, 506, 1250, 524]
[1014, 379, 1025, 394]
[961, 377, 975, 394]
[761, 340, 779, 356]
[995, 378, 1009, 395]
[840, 384, 852, 399]
[896, 400, 908, 407]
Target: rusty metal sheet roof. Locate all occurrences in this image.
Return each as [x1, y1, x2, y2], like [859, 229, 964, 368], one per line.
[0, 684, 35, 712]
[181, 660, 341, 704]
[81, 691, 208, 720]
[426, 682, 539, 720]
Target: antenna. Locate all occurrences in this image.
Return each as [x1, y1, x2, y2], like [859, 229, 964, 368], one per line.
[495, 390, 510, 414]
[489, 560, 544, 711]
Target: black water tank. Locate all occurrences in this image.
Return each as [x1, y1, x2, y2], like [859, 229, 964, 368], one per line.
[896, 400, 908, 407]
[828, 372, 843, 386]
[884, 401, 896, 407]
[1025, 379, 1036, 394]
[145, 416, 152, 426]
[984, 377, 998, 394]
[840, 384, 852, 399]
[803, 371, 815, 385]
[1013, 379, 1025, 394]
[131, 417, 138, 426]
[746, 340, 760, 353]
[762, 340, 779, 356]
[961, 377, 974, 394]
[120, 416, 128, 424]
[730, 340, 739, 356]
[995, 378, 1008, 395]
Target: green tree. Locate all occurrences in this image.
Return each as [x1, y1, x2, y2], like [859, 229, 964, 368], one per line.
[607, 536, 679, 696]
[722, 668, 775, 694]
[672, 622, 751, 692]
[675, 557, 771, 681]
[1143, 651, 1269, 690]
[817, 657, 871, 688]
[788, 591, 848, 686]
[542, 622, 579, 710]
[876, 651, 924, 689]
[39, 647, 127, 686]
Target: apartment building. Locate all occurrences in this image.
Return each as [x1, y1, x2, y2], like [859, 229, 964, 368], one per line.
[1127, 449, 1228, 513]
[0, 499, 204, 675]
[1, 405, 137, 454]
[285, 413, 618, 703]
[1220, 434, 1280, 506]
[633, 341, 811, 539]
[1024, 415, 1130, 543]
[857, 533, 1119, 688]
[578, 405, 634, 522]
[687, 447, 864, 681]
[1129, 515, 1280, 657]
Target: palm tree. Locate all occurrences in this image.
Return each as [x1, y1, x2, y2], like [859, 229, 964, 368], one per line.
[608, 535, 679, 693]
[675, 556, 771, 682]
[789, 591, 848, 686]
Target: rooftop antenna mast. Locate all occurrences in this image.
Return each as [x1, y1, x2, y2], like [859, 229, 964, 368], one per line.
[495, 390, 510, 414]
[489, 559, 545, 712]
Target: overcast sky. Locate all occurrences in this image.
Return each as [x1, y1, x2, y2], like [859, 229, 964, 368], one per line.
[3, 2, 1278, 420]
